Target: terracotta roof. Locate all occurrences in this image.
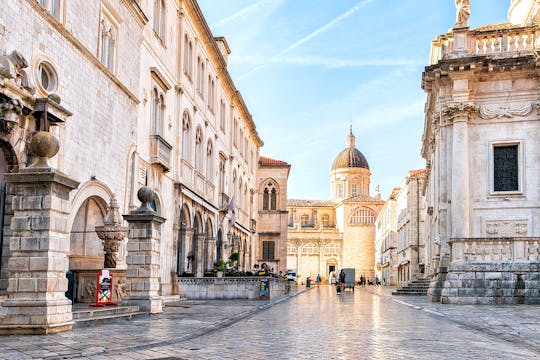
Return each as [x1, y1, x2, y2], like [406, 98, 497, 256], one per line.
[342, 194, 381, 203]
[287, 199, 336, 207]
[259, 156, 290, 167]
[408, 169, 427, 178]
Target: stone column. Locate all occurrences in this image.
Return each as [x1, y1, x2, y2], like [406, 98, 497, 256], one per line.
[0, 168, 78, 334]
[123, 187, 165, 314]
[443, 103, 476, 256]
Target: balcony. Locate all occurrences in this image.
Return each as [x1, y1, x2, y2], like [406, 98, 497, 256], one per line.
[149, 135, 172, 172]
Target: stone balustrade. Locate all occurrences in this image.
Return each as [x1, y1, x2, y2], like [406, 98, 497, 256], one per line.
[449, 237, 540, 263]
[430, 26, 538, 65]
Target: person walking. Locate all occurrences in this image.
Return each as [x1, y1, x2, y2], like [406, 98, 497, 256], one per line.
[339, 269, 346, 292]
[316, 274, 321, 288]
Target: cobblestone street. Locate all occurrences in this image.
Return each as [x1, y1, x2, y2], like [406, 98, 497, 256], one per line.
[1, 286, 540, 359]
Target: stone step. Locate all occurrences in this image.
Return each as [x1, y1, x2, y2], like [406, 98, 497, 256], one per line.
[73, 305, 145, 327]
[392, 291, 427, 296]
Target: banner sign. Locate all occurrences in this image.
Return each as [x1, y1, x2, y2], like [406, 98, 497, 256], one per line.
[259, 279, 270, 300]
[95, 270, 113, 306]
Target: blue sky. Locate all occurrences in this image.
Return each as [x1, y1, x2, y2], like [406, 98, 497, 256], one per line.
[198, 0, 509, 200]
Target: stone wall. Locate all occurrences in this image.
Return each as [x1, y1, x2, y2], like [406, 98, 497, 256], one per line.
[441, 263, 540, 304]
[177, 277, 296, 300]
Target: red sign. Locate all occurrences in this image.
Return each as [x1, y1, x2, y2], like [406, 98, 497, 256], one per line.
[94, 270, 113, 306]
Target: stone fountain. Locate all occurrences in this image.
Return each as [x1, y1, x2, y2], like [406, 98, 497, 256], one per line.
[95, 195, 128, 268]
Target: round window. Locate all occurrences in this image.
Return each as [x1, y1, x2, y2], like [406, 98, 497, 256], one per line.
[36, 61, 58, 94]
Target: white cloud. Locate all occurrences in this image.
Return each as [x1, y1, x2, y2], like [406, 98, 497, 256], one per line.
[212, 0, 272, 29]
[279, 0, 376, 55]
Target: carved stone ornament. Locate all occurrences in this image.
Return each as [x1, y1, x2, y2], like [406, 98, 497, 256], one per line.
[95, 195, 128, 268]
[441, 102, 478, 123]
[485, 220, 528, 237]
[0, 50, 34, 93]
[29, 131, 60, 168]
[0, 98, 23, 134]
[478, 102, 536, 119]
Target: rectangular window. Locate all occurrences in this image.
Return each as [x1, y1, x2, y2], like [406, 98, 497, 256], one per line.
[338, 183, 345, 198]
[493, 145, 518, 192]
[262, 241, 275, 260]
[352, 184, 358, 196]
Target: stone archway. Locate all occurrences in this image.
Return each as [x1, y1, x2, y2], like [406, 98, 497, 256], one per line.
[191, 212, 203, 276]
[68, 196, 108, 302]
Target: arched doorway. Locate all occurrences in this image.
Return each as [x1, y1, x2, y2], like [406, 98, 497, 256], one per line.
[177, 205, 191, 274]
[191, 212, 203, 275]
[68, 196, 107, 302]
[205, 218, 213, 272]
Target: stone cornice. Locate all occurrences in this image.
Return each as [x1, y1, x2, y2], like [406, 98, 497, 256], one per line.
[183, 0, 263, 147]
[120, 0, 149, 27]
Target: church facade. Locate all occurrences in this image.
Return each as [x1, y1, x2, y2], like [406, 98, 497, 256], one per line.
[422, 0, 540, 304]
[287, 129, 383, 283]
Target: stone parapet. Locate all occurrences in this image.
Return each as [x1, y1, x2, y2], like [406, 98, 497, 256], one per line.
[177, 277, 296, 300]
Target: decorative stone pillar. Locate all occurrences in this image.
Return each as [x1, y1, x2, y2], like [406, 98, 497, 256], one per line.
[195, 233, 205, 276]
[95, 195, 127, 269]
[443, 103, 476, 241]
[123, 187, 165, 314]
[0, 167, 78, 334]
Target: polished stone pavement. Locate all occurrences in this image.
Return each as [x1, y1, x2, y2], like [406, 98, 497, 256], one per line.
[1, 286, 539, 359]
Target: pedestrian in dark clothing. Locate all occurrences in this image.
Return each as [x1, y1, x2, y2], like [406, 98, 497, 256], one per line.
[338, 269, 346, 292]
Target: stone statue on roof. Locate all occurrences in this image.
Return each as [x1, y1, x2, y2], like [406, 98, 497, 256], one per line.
[455, 0, 470, 28]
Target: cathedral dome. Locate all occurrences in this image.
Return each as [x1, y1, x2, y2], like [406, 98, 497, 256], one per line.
[331, 126, 369, 170]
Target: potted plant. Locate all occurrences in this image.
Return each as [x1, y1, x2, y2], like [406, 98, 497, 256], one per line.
[216, 259, 226, 277]
[229, 252, 239, 262]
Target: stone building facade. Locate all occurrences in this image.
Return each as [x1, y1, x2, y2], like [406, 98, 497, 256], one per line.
[287, 128, 383, 282]
[422, 0, 540, 304]
[0, 0, 272, 333]
[375, 187, 400, 286]
[256, 156, 290, 274]
[395, 169, 426, 287]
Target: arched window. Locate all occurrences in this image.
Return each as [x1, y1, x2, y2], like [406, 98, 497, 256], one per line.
[218, 157, 225, 194]
[153, 0, 166, 40]
[232, 170, 237, 201]
[99, 17, 116, 71]
[302, 243, 317, 254]
[324, 243, 340, 254]
[151, 89, 164, 136]
[182, 112, 191, 161]
[195, 127, 203, 171]
[188, 41, 193, 78]
[350, 207, 376, 225]
[220, 99, 226, 132]
[263, 188, 269, 210]
[238, 178, 243, 211]
[287, 244, 297, 254]
[206, 140, 213, 181]
[183, 34, 189, 76]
